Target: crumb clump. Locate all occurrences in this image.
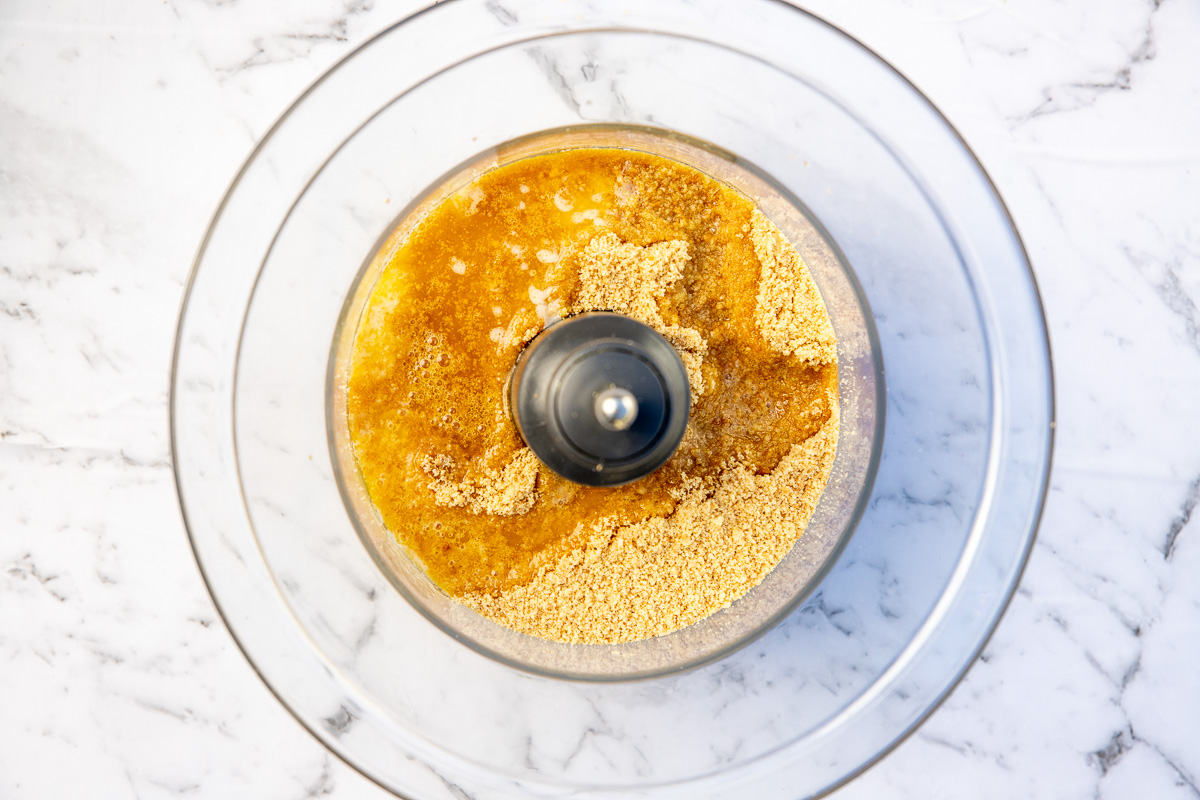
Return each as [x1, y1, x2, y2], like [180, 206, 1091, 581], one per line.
[420, 448, 539, 516]
[751, 210, 837, 364]
[570, 233, 707, 400]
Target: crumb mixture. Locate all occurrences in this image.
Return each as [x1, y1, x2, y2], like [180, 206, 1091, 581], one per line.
[752, 211, 839, 364]
[571, 234, 707, 398]
[346, 148, 838, 644]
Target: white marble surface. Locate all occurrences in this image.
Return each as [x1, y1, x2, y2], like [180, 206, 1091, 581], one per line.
[1, 0, 1197, 798]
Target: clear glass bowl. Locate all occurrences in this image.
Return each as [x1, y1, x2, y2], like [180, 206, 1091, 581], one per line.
[328, 125, 883, 680]
[171, 1, 1053, 798]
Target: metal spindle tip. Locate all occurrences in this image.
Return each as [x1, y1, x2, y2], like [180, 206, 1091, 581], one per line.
[595, 387, 639, 431]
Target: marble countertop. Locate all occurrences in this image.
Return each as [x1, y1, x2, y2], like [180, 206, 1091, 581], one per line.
[2, 0, 1198, 797]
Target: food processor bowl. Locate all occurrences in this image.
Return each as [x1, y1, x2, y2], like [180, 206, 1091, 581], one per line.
[171, 1, 1052, 797]
[328, 125, 882, 680]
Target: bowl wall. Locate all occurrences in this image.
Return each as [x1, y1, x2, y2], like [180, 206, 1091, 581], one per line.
[326, 125, 883, 680]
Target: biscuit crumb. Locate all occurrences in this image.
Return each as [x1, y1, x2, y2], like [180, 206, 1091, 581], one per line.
[751, 210, 837, 364]
[421, 448, 539, 516]
[463, 412, 838, 643]
[571, 233, 707, 399]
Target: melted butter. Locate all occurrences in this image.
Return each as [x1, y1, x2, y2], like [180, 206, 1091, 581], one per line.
[346, 149, 838, 597]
